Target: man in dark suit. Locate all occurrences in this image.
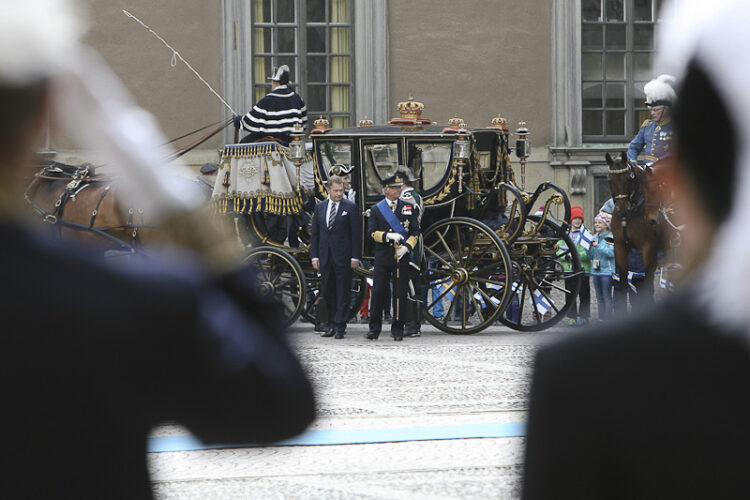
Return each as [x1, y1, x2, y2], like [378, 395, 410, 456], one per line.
[310, 174, 362, 339]
[367, 173, 420, 341]
[0, 5, 315, 497]
[523, 3, 750, 498]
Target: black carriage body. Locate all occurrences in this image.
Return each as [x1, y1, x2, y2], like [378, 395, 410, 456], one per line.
[311, 124, 518, 262]
[232, 121, 583, 332]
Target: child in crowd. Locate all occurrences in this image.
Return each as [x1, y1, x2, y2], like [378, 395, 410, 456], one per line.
[588, 212, 616, 321]
[561, 206, 591, 326]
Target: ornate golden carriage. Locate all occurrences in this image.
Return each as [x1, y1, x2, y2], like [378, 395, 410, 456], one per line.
[212, 97, 584, 333]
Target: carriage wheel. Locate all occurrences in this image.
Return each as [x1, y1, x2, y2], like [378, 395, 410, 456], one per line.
[421, 217, 513, 334]
[300, 273, 367, 323]
[498, 217, 583, 331]
[242, 246, 306, 327]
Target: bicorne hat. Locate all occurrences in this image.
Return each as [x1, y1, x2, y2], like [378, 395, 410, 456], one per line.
[328, 163, 354, 177]
[394, 165, 419, 182]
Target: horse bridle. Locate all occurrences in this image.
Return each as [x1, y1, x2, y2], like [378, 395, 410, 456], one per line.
[608, 160, 643, 208]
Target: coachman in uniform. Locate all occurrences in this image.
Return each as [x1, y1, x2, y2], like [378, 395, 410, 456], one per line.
[366, 173, 420, 341]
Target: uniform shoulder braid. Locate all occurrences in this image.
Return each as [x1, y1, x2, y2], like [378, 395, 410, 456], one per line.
[640, 119, 651, 129]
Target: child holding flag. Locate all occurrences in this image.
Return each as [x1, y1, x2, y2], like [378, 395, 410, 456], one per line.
[588, 212, 616, 321]
[560, 206, 593, 326]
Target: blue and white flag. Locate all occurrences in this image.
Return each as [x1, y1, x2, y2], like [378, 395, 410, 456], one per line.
[530, 289, 553, 315]
[474, 282, 502, 309]
[579, 229, 595, 250]
[613, 272, 642, 293]
[659, 266, 674, 291]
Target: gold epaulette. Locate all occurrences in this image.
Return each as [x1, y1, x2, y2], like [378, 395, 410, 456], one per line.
[640, 119, 650, 129]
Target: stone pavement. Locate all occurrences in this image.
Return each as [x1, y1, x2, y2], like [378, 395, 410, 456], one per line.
[149, 321, 574, 499]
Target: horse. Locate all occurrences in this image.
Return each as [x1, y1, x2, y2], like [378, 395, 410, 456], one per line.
[605, 151, 669, 314]
[24, 161, 157, 255]
[25, 161, 214, 256]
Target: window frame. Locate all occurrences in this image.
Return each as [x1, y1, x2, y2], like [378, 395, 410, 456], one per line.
[580, 0, 662, 142]
[249, 0, 355, 131]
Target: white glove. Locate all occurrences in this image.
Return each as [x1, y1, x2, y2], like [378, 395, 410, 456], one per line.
[395, 245, 408, 261]
[385, 232, 404, 244]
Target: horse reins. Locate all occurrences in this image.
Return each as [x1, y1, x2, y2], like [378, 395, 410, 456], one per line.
[25, 163, 152, 252]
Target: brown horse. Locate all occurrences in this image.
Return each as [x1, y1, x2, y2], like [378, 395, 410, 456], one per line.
[605, 152, 668, 314]
[25, 162, 157, 255]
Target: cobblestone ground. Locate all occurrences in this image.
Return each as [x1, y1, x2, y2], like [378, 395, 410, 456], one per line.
[149, 320, 570, 499]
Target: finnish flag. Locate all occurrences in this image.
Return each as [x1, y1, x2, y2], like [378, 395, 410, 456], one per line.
[530, 289, 553, 315]
[579, 229, 595, 250]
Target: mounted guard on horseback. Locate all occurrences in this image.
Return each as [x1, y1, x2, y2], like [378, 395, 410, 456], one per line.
[606, 74, 681, 315]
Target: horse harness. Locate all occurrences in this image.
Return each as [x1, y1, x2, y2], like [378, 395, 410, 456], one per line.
[25, 163, 148, 252]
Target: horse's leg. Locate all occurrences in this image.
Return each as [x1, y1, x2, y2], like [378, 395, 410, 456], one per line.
[639, 234, 660, 308]
[613, 235, 630, 319]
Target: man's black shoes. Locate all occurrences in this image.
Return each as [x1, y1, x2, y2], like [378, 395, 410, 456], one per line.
[334, 331, 345, 339]
[365, 331, 379, 340]
[321, 328, 335, 338]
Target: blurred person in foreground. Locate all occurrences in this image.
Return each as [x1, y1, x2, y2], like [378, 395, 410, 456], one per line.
[0, 1, 314, 498]
[523, 0, 750, 498]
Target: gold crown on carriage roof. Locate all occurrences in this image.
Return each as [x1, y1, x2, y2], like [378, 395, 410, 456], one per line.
[314, 116, 330, 129]
[491, 115, 509, 131]
[397, 94, 425, 120]
[448, 116, 465, 129]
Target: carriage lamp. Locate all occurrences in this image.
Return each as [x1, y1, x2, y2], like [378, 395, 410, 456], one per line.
[453, 125, 471, 194]
[289, 122, 306, 191]
[515, 122, 531, 190]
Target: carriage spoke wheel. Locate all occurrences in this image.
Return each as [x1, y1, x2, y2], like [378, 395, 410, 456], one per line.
[498, 217, 582, 331]
[301, 272, 367, 324]
[421, 217, 512, 334]
[243, 246, 306, 327]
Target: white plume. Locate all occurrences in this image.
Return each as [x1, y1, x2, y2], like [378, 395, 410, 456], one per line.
[644, 74, 677, 104]
[0, 0, 85, 85]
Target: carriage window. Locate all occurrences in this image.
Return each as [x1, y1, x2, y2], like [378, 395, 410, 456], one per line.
[316, 141, 352, 179]
[410, 143, 452, 193]
[581, 0, 664, 141]
[363, 143, 400, 196]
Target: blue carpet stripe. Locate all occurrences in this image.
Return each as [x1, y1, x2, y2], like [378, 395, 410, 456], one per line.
[148, 421, 527, 453]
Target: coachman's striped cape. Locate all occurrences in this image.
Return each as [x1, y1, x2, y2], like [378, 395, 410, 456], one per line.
[240, 85, 307, 146]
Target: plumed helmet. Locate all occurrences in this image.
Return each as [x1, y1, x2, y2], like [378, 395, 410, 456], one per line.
[327, 163, 354, 177]
[394, 165, 419, 182]
[268, 65, 290, 85]
[644, 74, 677, 107]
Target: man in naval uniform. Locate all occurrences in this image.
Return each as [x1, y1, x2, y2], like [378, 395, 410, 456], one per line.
[366, 173, 420, 341]
[627, 74, 676, 166]
[236, 65, 307, 146]
[396, 166, 425, 337]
